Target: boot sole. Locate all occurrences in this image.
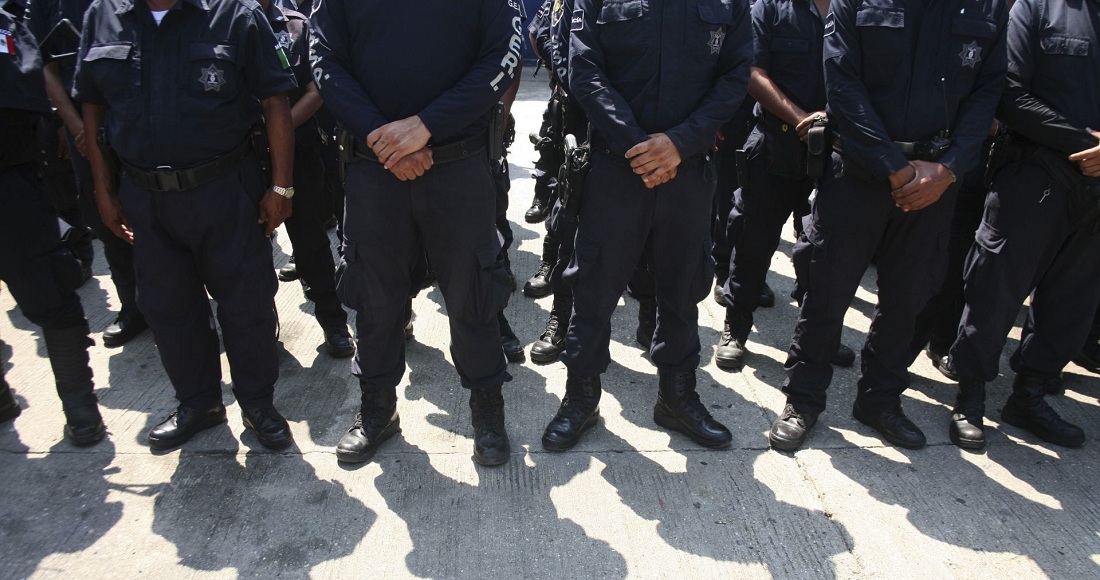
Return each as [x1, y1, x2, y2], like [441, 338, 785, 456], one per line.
[336, 421, 401, 463]
[473, 443, 512, 466]
[768, 433, 804, 452]
[715, 352, 746, 372]
[66, 422, 107, 447]
[653, 407, 732, 449]
[522, 284, 553, 298]
[948, 429, 986, 450]
[148, 414, 228, 451]
[541, 412, 600, 452]
[530, 347, 564, 364]
[1000, 407, 1085, 448]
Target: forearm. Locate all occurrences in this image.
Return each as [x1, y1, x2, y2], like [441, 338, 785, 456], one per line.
[290, 82, 323, 128]
[45, 63, 82, 133]
[81, 103, 114, 198]
[748, 68, 806, 127]
[262, 95, 295, 186]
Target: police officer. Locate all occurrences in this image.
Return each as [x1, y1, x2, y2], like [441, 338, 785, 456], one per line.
[715, 0, 859, 371]
[768, 0, 1008, 451]
[311, 0, 523, 466]
[541, 0, 752, 451]
[522, 0, 558, 227]
[75, 0, 298, 451]
[259, 0, 354, 359]
[29, 0, 148, 347]
[946, 0, 1100, 449]
[0, 0, 105, 446]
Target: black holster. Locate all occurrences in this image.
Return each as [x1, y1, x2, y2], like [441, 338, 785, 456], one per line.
[559, 132, 592, 217]
[805, 121, 830, 179]
[249, 122, 271, 181]
[488, 101, 506, 161]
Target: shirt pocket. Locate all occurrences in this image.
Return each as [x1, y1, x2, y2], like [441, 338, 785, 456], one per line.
[188, 43, 240, 98]
[597, 0, 651, 69]
[1038, 35, 1091, 94]
[855, 6, 904, 88]
[768, 35, 811, 80]
[693, 0, 735, 68]
[82, 42, 139, 118]
[945, 17, 997, 94]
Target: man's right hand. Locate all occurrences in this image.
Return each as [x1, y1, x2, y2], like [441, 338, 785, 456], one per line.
[795, 111, 827, 141]
[388, 147, 433, 181]
[1068, 129, 1100, 178]
[96, 193, 133, 244]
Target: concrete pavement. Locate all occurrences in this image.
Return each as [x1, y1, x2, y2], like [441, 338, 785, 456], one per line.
[2, 83, 1099, 579]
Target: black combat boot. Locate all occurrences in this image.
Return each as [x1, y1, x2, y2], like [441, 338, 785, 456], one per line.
[654, 370, 732, 448]
[0, 373, 21, 424]
[43, 325, 106, 446]
[525, 180, 552, 223]
[542, 374, 601, 451]
[499, 311, 525, 363]
[523, 260, 554, 298]
[1073, 338, 1100, 375]
[715, 309, 752, 371]
[337, 384, 400, 463]
[950, 379, 986, 449]
[1001, 372, 1085, 448]
[470, 384, 510, 466]
[768, 403, 818, 452]
[531, 293, 571, 364]
[636, 297, 657, 349]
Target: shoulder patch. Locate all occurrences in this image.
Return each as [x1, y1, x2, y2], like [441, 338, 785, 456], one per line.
[823, 13, 835, 36]
[570, 8, 583, 31]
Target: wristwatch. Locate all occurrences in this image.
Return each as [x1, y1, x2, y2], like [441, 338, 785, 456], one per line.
[272, 185, 295, 199]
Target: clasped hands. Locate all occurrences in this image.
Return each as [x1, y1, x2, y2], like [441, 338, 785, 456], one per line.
[366, 116, 434, 181]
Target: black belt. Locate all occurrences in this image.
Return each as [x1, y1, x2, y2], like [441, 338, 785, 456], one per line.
[831, 138, 951, 162]
[352, 131, 488, 165]
[121, 138, 253, 192]
[590, 134, 707, 167]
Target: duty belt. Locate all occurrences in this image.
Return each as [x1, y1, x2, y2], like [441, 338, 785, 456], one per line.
[832, 137, 952, 163]
[590, 134, 707, 167]
[352, 131, 488, 165]
[121, 138, 253, 192]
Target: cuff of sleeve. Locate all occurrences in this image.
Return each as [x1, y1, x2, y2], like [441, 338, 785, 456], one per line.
[664, 130, 694, 160]
[417, 111, 447, 145]
[877, 148, 910, 181]
[938, 150, 962, 178]
[254, 80, 298, 102]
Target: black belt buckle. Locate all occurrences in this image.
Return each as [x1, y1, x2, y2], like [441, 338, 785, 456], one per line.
[154, 166, 182, 192]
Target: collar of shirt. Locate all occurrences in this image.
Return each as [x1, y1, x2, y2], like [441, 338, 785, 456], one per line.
[115, 0, 208, 16]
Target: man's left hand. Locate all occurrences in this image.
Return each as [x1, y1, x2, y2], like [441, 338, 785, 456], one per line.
[367, 116, 432, 169]
[891, 160, 954, 212]
[626, 133, 681, 189]
[1068, 129, 1100, 178]
[258, 189, 292, 237]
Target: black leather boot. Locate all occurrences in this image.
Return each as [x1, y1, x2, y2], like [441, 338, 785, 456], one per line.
[470, 385, 510, 466]
[716, 309, 752, 371]
[0, 374, 22, 424]
[102, 307, 148, 347]
[950, 380, 986, 450]
[241, 404, 294, 450]
[768, 403, 818, 451]
[337, 385, 400, 463]
[523, 261, 554, 298]
[542, 374, 601, 451]
[654, 371, 732, 448]
[43, 325, 106, 446]
[499, 311, 525, 363]
[531, 294, 570, 364]
[525, 180, 552, 223]
[636, 298, 657, 349]
[1001, 372, 1085, 448]
[148, 404, 227, 450]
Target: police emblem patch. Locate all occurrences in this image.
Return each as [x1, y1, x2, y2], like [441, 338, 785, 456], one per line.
[275, 30, 292, 51]
[199, 63, 226, 92]
[708, 28, 725, 55]
[959, 41, 982, 68]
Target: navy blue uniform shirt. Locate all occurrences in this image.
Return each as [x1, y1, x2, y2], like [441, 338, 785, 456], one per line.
[73, 0, 296, 169]
[310, 0, 524, 145]
[2, 0, 51, 113]
[568, 0, 753, 158]
[998, 0, 1100, 155]
[547, 0, 574, 89]
[530, 0, 553, 62]
[264, 1, 308, 107]
[27, 0, 92, 90]
[824, 0, 1009, 180]
[752, 0, 827, 119]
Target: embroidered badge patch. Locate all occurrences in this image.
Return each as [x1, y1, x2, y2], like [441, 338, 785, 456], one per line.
[571, 8, 583, 31]
[275, 30, 292, 50]
[199, 64, 226, 91]
[708, 28, 726, 55]
[959, 41, 982, 68]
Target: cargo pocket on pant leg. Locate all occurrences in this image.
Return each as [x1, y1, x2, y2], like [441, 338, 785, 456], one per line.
[469, 241, 513, 324]
[335, 240, 373, 323]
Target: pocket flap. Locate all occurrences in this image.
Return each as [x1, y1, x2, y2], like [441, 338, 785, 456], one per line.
[772, 36, 810, 53]
[598, 0, 645, 24]
[698, 0, 734, 25]
[189, 42, 238, 62]
[952, 17, 997, 39]
[1040, 35, 1090, 56]
[84, 42, 132, 61]
[856, 7, 904, 28]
